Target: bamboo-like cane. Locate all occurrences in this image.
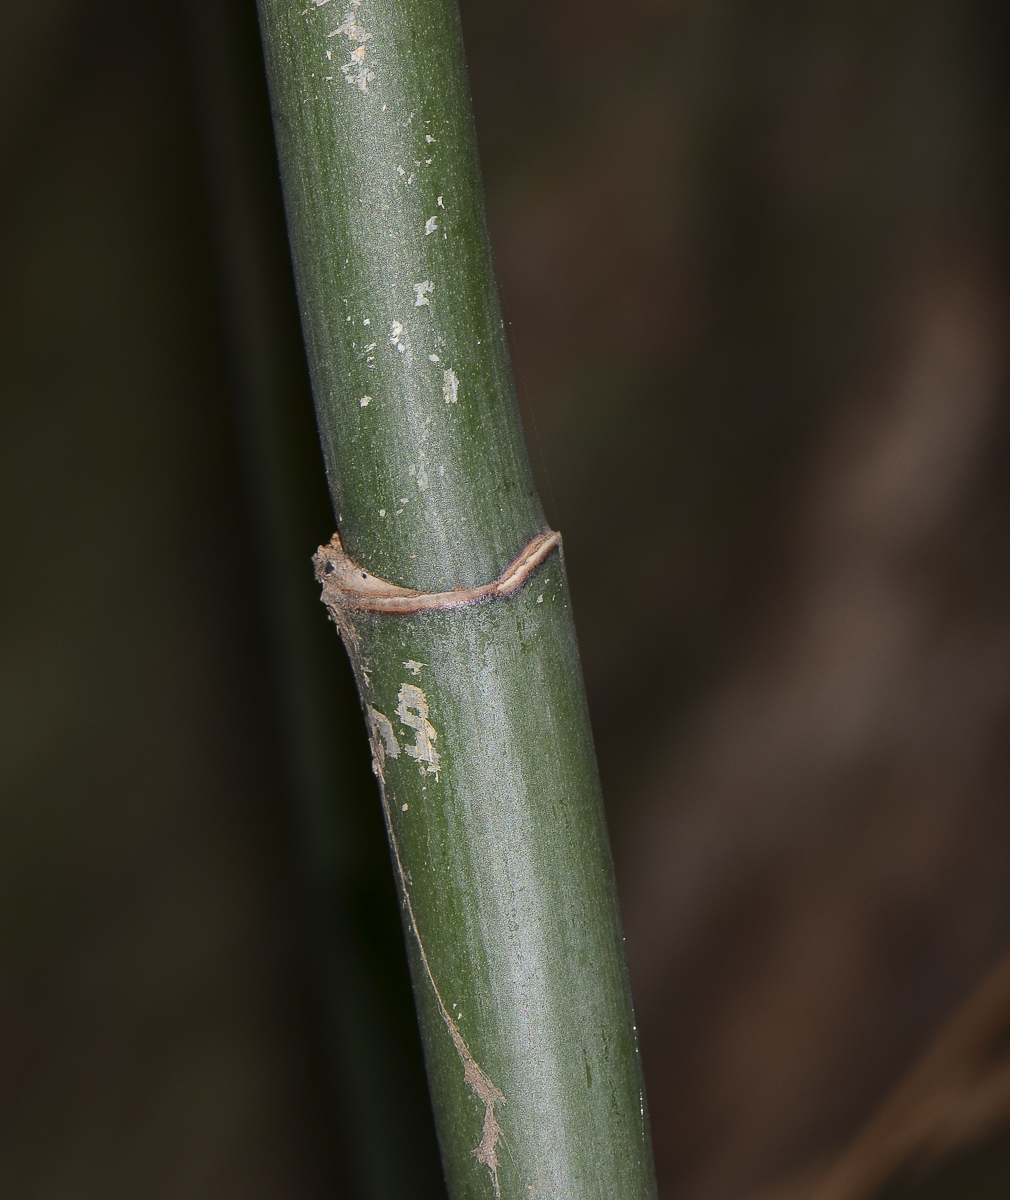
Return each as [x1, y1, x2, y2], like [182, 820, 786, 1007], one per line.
[255, 1, 657, 1195]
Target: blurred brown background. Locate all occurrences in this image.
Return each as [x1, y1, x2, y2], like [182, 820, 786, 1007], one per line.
[2, 0, 1009, 1198]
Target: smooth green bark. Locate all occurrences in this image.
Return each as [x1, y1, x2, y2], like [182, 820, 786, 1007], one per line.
[257, 0, 541, 592]
[255, 0, 657, 1196]
[191, 0, 446, 1192]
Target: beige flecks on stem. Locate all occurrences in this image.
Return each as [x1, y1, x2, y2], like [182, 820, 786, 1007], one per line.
[396, 683, 440, 777]
[443, 367, 459, 404]
[366, 705, 400, 769]
[414, 280, 434, 307]
[326, 2, 375, 91]
[390, 319, 412, 364]
[403, 659, 424, 675]
[425, 215, 438, 236]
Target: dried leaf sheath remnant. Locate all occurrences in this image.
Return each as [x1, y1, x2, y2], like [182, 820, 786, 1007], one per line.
[312, 529, 561, 615]
[366, 715, 506, 1196]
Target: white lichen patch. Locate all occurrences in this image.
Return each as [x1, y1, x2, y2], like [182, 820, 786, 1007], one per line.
[425, 134, 436, 143]
[396, 683, 440, 777]
[425, 215, 438, 236]
[331, 4, 371, 41]
[389, 319, 412, 363]
[428, 353, 440, 362]
[341, 45, 374, 90]
[408, 459, 429, 490]
[403, 659, 423, 675]
[437, 195, 445, 208]
[360, 396, 371, 406]
[365, 705, 399, 773]
[443, 367, 459, 404]
[327, 5, 375, 91]
[413, 280, 434, 307]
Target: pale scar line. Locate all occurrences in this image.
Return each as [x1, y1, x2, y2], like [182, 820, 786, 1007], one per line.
[366, 707, 506, 1195]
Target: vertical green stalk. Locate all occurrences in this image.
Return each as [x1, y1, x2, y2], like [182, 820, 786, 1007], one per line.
[255, 1, 657, 1196]
[189, 0, 447, 1192]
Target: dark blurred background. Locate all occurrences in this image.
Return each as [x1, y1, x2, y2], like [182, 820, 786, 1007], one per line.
[2, 0, 1010, 1197]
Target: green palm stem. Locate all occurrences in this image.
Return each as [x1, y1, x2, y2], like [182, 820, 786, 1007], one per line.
[188, 0, 445, 1192]
[255, 0, 658, 1195]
